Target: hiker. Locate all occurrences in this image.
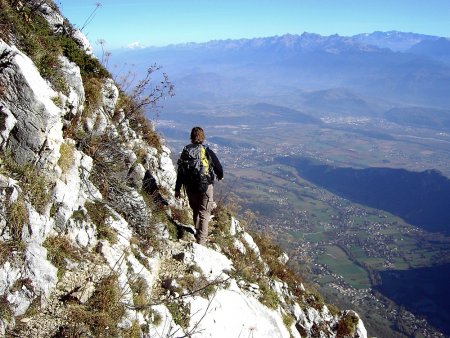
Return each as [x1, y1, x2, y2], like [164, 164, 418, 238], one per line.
[175, 127, 223, 245]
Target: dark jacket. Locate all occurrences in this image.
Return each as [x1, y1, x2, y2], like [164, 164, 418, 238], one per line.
[175, 144, 223, 193]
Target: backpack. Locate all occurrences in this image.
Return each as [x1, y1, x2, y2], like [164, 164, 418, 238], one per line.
[178, 144, 214, 193]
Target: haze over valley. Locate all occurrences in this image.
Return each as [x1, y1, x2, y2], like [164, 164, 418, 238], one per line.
[109, 31, 450, 337]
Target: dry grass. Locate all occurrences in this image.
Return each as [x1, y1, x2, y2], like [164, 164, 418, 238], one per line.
[0, 295, 13, 322]
[252, 232, 307, 299]
[43, 236, 83, 278]
[83, 77, 103, 116]
[166, 301, 191, 329]
[2, 154, 52, 214]
[85, 201, 118, 244]
[170, 206, 192, 225]
[66, 274, 126, 337]
[335, 312, 359, 338]
[130, 277, 149, 311]
[58, 141, 75, 174]
[0, 240, 26, 265]
[5, 197, 28, 242]
[122, 320, 141, 338]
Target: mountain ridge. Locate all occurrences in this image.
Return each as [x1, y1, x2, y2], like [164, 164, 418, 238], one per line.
[118, 31, 443, 53]
[110, 30, 450, 108]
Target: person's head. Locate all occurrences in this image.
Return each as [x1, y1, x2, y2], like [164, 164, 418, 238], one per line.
[190, 126, 205, 144]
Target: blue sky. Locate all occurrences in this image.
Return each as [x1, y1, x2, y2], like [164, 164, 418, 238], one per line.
[57, 0, 450, 50]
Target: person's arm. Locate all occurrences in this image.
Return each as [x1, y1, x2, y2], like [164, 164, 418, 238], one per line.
[175, 153, 186, 198]
[175, 171, 183, 197]
[207, 148, 223, 180]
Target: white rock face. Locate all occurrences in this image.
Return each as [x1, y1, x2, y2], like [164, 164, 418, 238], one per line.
[58, 56, 85, 114]
[356, 315, 368, 338]
[148, 304, 184, 337]
[230, 216, 243, 236]
[155, 145, 177, 194]
[22, 242, 58, 311]
[0, 40, 64, 169]
[84, 79, 119, 136]
[183, 243, 233, 282]
[71, 29, 94, 55]
[36, 2, 64, 33]
[241, 231, 260, 256]
[0, 104, 17, 150]
[0, 262, 21, 297]
[188, 282, 290, 338]
[128, 163, 146, 189]
[101, 78, 119, 117]
[53, 147, 99, 230]
[36, 1, 94, 55]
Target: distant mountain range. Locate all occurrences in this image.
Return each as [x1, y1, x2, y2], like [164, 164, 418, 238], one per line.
[109, 31, 450, 109]
[353, 31, 440, 51]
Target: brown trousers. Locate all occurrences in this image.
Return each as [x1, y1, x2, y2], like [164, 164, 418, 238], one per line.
[187, 184, 213, 245]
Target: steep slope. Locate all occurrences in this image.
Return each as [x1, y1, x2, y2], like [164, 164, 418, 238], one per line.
[0, 1, 367, 337]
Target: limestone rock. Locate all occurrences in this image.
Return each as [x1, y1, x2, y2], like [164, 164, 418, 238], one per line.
[58, 56, 84, 118]
[128, 163, 146, 190]
[0, 40, 63, 170]
[35, 2, 64, 33]
[182, 243, 233, 282]
[108, 186, 149, 229]
[188, 282, 291, 338]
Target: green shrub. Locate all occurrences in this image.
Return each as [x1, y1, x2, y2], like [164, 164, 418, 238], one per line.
[135, 114, 162, 151]
[71, 209, 87, 222]
[259, 282, 279, 310]
[142, 191, 178, 240]
[24, 168, 51, 214]
[170, 206, 192, 225]
[0, 0, 108, 94]
[51, 95, 63, 108]
[166, 301, 190, 329]
[178, 273, 217, 299]
[328, 303, 341, 316]
[0, 0, 68, 93]
[210, 201, 233, 236]
[57, 33, 109, 79]
[304, 290, 326, 311]
[0, 295, 12, 321]
[149, 308, 162, 326]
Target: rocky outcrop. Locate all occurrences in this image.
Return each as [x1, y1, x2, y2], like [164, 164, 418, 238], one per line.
[0, 2, 367, 337]
[0, 40, 63, 170]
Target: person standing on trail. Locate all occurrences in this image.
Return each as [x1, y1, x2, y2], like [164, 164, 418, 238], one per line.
[175, 127, 224, 245]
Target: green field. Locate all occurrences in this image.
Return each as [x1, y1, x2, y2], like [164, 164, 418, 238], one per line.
[318, 245, 371, 289]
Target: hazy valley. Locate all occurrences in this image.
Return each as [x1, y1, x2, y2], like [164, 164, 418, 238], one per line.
[109, 31, 450, 337]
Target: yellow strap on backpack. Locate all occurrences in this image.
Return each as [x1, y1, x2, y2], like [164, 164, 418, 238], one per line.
[200, 147, 209, 174]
